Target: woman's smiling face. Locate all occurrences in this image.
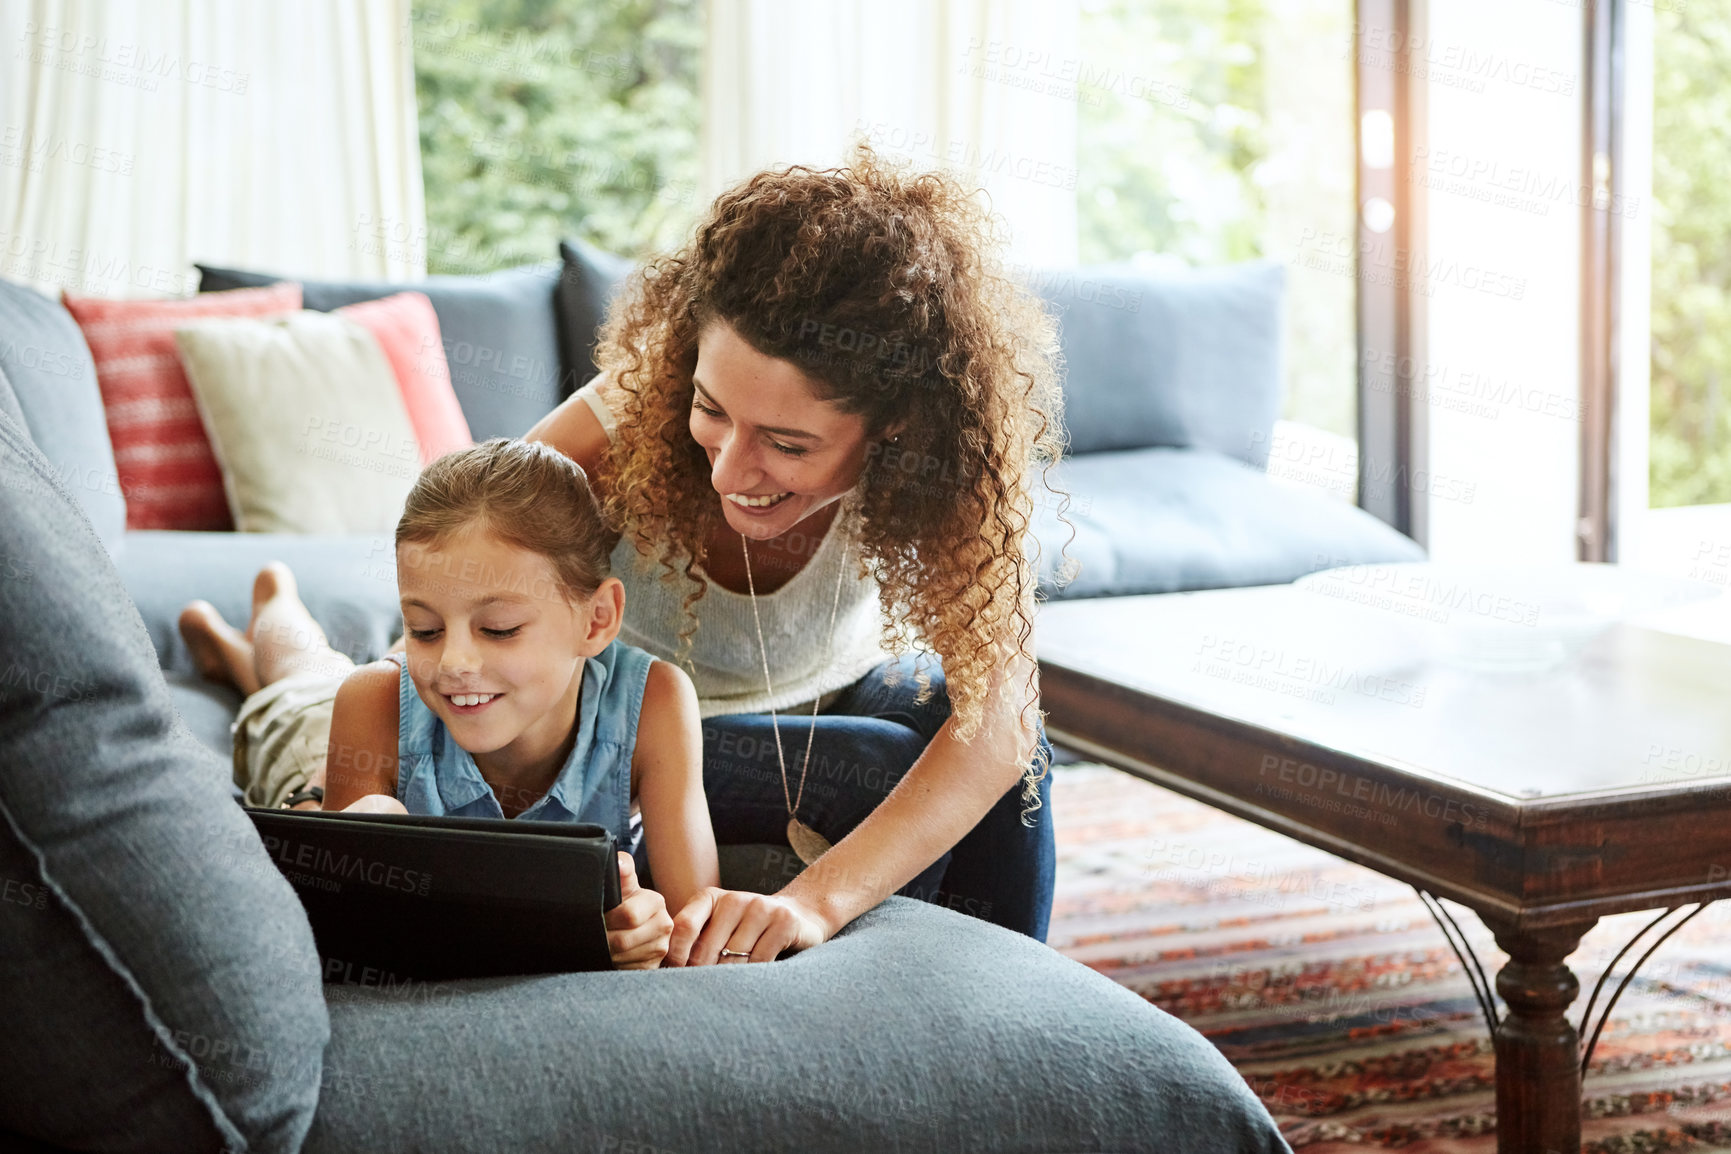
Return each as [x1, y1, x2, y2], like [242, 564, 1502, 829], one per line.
[396, 523, 602, 762]
[687, 320, 878, 541]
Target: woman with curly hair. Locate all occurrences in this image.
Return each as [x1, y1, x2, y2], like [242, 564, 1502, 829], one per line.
[524, 143, 1067, 965]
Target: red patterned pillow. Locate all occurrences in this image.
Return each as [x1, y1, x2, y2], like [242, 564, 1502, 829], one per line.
[62, 283, 303, 530]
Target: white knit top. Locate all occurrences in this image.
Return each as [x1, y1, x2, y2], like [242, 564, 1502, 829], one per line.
[576, 376, 893, 719]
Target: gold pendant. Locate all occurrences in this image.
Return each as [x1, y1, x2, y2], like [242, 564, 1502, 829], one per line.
[786, 816, 832, 866]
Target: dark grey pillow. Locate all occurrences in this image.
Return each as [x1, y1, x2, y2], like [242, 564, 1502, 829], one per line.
[0, 404, 328, 1151]
[555, 237, 632, 391]
[0, 359, 25, 430]
[0, 275, 125, 553]
[1031, 260, 1286, 466]
[196, 262, 565, 440]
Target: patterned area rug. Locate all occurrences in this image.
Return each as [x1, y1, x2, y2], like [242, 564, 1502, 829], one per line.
[1047, 763, 1731, 1152]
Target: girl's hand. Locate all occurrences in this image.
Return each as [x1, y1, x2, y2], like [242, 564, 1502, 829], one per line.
[342, 793, 408, 814]
[606, 852, 673, 970]
[665, 888, 828, 966]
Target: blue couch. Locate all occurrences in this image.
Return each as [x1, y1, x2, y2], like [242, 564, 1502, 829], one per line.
[0, 259, 1295, 1152]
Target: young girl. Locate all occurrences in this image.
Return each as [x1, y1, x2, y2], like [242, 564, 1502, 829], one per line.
[179, 438, 715, 969]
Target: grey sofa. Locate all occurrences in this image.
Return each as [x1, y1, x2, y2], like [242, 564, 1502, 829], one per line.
[1, 236, 1409, 1154]
[0, 278, 1291, 1152]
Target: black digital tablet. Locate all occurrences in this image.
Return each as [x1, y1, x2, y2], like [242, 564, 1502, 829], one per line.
[246, 808, 622, 981]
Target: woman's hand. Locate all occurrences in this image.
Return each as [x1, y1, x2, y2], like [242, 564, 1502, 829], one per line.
[341, 793, 408, 814]
[665, 887, 829, 965]
[607, 852, 674, 970]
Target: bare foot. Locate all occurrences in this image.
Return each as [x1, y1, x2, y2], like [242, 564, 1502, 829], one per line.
[178, 600, 261, 695]
[248, 561, 300, 642]
[249, 560, 355, 685]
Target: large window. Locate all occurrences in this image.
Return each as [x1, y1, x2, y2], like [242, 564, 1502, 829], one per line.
[1648, 1, 1731, 509]
[410, 0, 701, 274]
[1075, 0, 1358, 442]
[410, 0, 1359, 452]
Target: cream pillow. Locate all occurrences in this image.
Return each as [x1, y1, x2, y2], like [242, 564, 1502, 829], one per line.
[174, 310, 422, 534]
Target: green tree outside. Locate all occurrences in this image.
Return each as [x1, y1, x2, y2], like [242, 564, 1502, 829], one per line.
[410, 0, 702, 274]
[1075, 0, 1358, 441]
[1650, 1, 1731, 508]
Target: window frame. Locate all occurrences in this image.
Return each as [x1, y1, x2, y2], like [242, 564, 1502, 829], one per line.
[1355, 0, 1430, 544]
[1579, 0, 1623, 561]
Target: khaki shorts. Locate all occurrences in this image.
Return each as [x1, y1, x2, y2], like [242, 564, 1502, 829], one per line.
[231, 673, 344, 809]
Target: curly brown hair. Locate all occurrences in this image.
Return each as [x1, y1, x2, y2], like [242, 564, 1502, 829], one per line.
[593, 143, 1066, 808]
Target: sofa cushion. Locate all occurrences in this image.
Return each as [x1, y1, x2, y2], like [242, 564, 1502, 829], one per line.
[0, 404, 328, 1151]
[62, 282, 305, 532]
[304, 896, 1288, 1154]
[197, 262, 564, 441]
[336, 291, 474, 465]
[174, 310, 422, 533]
[0, 276, 125, 552]
[1032, 260, 1284, 466]
[0, 361, 24, 429]
[555, 237, 632, 391]
[117, 529, 406, 681]
[1033, 446, 1425, 598]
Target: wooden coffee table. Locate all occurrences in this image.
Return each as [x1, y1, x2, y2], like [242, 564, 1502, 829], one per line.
[1036, 582, 1731, 1154]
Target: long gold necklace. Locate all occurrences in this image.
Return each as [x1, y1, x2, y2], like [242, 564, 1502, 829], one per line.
[740, 529, 850, 867]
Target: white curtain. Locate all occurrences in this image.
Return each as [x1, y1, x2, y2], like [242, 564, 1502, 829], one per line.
[0, 0, 425, 299]
[702, 0, 1078, 267]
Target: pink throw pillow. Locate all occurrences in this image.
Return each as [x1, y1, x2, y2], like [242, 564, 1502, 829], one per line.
[336, 293, 472, 466]
[63, 283, 304, 531]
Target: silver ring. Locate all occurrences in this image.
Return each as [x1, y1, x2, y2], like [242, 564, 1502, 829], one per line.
[719, 948, 750, 959]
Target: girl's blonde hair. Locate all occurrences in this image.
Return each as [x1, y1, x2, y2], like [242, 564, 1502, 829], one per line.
[592, 143, 1066, 814]
[396, 438, 617, 604]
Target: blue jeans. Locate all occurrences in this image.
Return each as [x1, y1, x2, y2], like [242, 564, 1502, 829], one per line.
[695, 655, 1056, 942]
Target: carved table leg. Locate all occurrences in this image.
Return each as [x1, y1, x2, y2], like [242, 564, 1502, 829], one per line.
[1484, 918, 1597, 1154]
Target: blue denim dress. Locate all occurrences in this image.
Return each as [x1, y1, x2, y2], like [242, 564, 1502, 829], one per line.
[387, 639, 654, 845]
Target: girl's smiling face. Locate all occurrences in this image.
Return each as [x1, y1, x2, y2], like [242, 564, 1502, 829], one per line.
[396, 523, 621, 773]
[687, 320, 884, 541]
